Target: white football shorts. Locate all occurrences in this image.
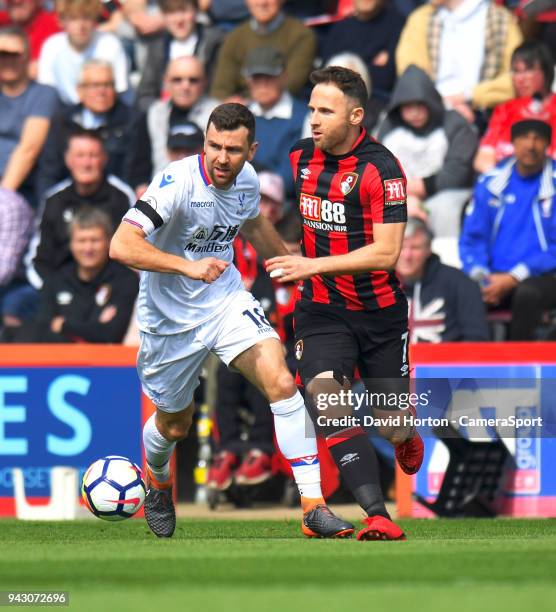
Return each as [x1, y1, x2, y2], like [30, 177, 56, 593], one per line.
[137, 290, 279, 413]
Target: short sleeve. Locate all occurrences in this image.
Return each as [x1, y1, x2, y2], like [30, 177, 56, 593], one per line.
[246, 188, 261, 220]
[362, 156, 407, 224]
[122, 165, 188, 236]
[244, 164, 261, 219]
[25, 83, 59, 119]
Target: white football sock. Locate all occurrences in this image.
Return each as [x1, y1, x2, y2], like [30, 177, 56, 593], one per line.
[143, 413, 175, 483]
[271, 391, 322, 499]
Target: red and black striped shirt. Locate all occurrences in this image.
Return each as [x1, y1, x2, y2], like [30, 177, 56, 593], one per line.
[290, 130, 407, 311]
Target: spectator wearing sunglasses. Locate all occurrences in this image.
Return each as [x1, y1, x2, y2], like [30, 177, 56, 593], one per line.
[139, 55, 218, 181]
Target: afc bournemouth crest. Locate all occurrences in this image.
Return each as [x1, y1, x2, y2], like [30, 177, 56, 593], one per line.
[295, 340, 303, 361]
[340, 172, 358, 196]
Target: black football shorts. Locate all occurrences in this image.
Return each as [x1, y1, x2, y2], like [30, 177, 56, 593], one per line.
[293, 299, 410, 387]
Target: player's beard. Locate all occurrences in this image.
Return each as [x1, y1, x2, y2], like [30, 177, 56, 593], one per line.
[211, 165, 239, 189]
[313, 123, 350, 155]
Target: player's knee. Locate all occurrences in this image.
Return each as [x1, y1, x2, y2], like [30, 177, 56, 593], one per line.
[268, 370, 297, 402]
[305, 372, 351, 420]
[159, 412, 193, 442]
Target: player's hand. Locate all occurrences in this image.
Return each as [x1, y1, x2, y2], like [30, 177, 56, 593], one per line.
[188, 258, 229, 283]
[481, 273, 518, 306]
[266, 255, 319, 283]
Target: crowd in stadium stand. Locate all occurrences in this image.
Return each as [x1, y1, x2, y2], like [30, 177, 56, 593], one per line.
[0, 0, 555, 347]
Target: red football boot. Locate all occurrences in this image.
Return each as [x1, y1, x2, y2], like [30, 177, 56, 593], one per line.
[235, 449, 272, 486]
[395, 406, 424, 475]
[357, 515, 406, 541]
[207, 450, 237, 491]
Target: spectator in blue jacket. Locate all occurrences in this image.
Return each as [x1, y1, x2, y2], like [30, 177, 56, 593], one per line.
[460, 118, 556, 340]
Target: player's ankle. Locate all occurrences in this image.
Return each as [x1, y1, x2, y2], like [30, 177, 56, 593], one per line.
[301, 496, 326, 513]
[147, 464, 173, 489]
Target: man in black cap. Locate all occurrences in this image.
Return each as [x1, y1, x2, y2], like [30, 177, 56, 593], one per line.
[166, 121, 204, 162]
[244, 46, 307, 196]
[460, 118, 556, 339]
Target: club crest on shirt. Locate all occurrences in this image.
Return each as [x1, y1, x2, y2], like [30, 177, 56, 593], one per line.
[295, 339, 303, 361]
[340, 172, 358, 195]
[56, 291, 73, 305]
[95, 284, 111, 306]
[191, 226, 209, 242]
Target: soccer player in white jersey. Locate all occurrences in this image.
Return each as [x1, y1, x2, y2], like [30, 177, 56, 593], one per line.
[110, 104, 354, 539]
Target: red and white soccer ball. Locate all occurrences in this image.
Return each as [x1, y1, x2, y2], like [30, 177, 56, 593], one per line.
[81, 456, 146, 521]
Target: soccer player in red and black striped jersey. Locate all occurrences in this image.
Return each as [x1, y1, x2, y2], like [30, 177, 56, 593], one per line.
[267, 66, 424, 541]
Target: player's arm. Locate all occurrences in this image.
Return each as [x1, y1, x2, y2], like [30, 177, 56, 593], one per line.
[266, 222, 405, 282]
[110, 221, 228, 283]
[240, 214, 290, 259]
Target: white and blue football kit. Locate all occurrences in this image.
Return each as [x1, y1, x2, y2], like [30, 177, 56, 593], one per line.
[123, 154, 279, 412]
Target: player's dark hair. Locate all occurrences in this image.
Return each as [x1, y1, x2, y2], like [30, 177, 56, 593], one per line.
[310, 66, 368, 108]
[70, 206, 114, 238]
[0, 25, 30, 55]
[511, 40, 554, 93]
[65, 127, 105, 152]
[207, 103, 256, 145]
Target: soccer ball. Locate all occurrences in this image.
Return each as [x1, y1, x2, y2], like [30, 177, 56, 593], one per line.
[81, 456, 146, 521]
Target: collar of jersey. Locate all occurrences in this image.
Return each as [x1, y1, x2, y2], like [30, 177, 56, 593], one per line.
[198, 153, 212, 186]
[324, 128, 367, 159]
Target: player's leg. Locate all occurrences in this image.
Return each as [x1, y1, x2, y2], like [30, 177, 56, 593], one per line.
[209, 292, 353, 537]
[230, 337, 354, 538]
[138, 329, 207, 537]
[358, 307, 424, 476]
[298, 332, 394, 523]
[143, 404, 195, 486]
[293, 301, 406, 540]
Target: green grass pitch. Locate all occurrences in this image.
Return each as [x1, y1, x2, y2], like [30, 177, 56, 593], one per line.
[1, 518, 556, 612]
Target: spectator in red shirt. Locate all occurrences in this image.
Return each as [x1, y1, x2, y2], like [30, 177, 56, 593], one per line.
[474, 40, 556, 173]
[1, 0, 61, 78]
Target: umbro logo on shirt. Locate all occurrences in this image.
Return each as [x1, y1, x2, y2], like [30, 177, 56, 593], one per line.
[301, 168, 311, 179]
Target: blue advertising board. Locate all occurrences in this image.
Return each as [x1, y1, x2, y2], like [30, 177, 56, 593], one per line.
[0, 367, 143, 509]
